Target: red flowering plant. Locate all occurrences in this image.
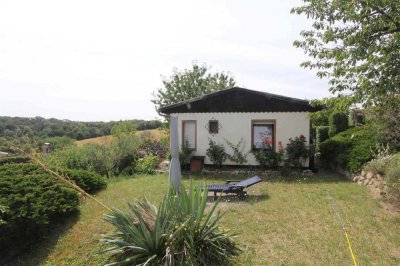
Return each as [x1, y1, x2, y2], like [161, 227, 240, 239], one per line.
[285, 134, 312, 170]
[252, 134, 284, 169]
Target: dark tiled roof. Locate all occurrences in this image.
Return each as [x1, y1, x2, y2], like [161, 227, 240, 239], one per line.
[159, 87, 321, 114]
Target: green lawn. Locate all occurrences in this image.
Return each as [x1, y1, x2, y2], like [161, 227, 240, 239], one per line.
[14, 171, 400, 265]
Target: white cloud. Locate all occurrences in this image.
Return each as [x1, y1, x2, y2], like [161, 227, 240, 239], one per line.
[0, 0, 329, 121]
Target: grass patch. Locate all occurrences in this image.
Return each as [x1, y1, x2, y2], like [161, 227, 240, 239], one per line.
[11, 171, 400, 265]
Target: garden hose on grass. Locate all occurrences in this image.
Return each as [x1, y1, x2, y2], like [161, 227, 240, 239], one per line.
[326, 190, 358, 266]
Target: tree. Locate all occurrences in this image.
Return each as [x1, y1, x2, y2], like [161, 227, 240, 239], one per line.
[152, 63, 236, 113]
[111, 120, 137, 136]
[292, 0, 400, 108]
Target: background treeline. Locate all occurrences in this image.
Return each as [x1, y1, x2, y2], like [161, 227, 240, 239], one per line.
[0, 116, 162, 140]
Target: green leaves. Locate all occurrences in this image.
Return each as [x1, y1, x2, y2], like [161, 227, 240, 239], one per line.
[102, 183, 239, 265]
[206, 139, 228, 166]
[152, 63, 236, 112]
[292, 0, 400, 108]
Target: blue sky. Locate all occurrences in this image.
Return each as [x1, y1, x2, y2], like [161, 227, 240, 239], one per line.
[0, 0, 330, 121]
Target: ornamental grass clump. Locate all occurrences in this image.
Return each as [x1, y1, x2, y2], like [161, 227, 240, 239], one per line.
[102, 183, 239, 265]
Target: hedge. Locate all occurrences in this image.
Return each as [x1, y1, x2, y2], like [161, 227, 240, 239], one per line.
[316, 126, 329, 152]
[328, 112, 349, 136]
[320, 126, 376, 172]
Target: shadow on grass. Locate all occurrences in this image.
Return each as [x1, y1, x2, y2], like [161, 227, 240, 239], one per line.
[207, 193, 270, 204]
[1, 212, 80, 266]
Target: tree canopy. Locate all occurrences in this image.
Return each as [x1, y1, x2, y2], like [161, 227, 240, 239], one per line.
[152, 63, 236, 113]
[292, 0, 400, 108]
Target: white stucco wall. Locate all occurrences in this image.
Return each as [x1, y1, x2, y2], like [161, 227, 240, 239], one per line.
[173, 112, 310, 166]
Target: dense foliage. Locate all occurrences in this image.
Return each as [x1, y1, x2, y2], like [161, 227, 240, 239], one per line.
[62, 168, 107, 193]
[206, 139, 228, 167]
[328, 112, 349, 137]
[0, 116, 161, 140]
[292, 0, 400, 108]
[315, 126, 329, 153]
[102, 184, 239, 265]
[225, 138, 248, 165]
[0, 162, 80, 253]
[252, 141, 284, 169]
[285, 135, 312, 170]
[320, 126, 377, 172]
[135, 155, 159, 174]
[368, 95, 400, 151]
[46, 134, 141, 177]
[152, 63, 236, 112]
[179, 140, 192, 169]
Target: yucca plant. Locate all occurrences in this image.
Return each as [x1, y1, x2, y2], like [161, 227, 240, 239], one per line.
[101, 183, 239, 265]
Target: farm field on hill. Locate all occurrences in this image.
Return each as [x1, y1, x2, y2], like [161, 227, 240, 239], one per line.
[75, 129, 167, 147]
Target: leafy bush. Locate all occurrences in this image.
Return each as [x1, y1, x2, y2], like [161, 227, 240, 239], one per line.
[364, 153, 400, 206]
[62, 168, 107, 193]
[206, 139, 228, 167]
[102, 184, 239, 265]
[316, 126, 329, 153]
[225, 138, 248, 164]
[179, 140, 192, 169]
[329, 111, 349, 136]
[252, 148, 283, 169]
[0, 163, 79, 250]
[285, 135, 311, 170]
[135, 155, 159, 174]
[320, 126, 376, 172]
[46, 134, 141, 177]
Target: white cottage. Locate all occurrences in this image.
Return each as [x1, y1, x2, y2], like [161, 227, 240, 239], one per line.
[159, 87, 319, 167]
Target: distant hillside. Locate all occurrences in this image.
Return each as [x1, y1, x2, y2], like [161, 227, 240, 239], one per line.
[75, 129, 168, 147]
[0, 116, 162, 140]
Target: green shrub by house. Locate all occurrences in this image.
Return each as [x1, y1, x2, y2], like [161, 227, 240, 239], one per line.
[252, 148, 283, 169]
[206, 139, 228, 167]
[179, 140, 192, 169]
[328, 111, 349, 136]
[320, 126, 376, 172]
[316, 126, 329, 152]
[285, 135, 312, 170]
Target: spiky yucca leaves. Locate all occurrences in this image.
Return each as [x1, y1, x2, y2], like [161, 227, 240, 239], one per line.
[102, 184, 239, 265]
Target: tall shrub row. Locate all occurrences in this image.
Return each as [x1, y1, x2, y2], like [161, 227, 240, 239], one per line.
[319, 126, 376, 172]
[328, 111, 349, 136]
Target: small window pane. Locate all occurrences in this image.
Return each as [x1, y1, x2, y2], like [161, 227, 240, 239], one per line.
[209, 120, 218, 134]
[253, 124, 273, 149]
